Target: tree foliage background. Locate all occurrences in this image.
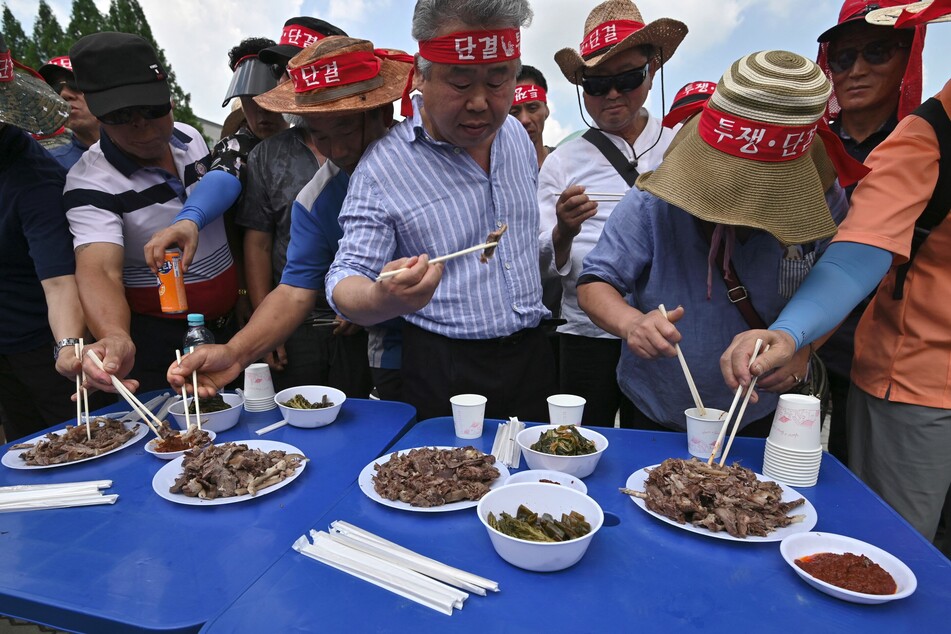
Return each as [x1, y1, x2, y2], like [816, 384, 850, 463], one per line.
[2, 0, 204, 136]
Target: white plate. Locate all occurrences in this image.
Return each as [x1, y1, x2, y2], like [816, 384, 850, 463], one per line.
[624, 464, 818, 542]
[358, 446, 510, 513]
[151, 440, 306, 506]
[2, 420, 149, 470]
[505, 469, 588, 494]
[780, 532, 917, 603]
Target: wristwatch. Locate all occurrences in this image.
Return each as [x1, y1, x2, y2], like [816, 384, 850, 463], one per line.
[53, 337, 82, 361]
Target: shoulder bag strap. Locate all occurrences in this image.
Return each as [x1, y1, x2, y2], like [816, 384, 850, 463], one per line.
[698, 220, 768, 330]
[581, 128, 639, 187]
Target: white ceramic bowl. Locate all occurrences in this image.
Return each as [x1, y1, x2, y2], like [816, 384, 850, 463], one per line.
[505, 469, 588, 494]
[168, 392, 243, 433]
[144, 430, 216, 460]
[780, 532, 917, 604]
[476, 482, 603, 572]
[274, 386, 346, 428]
[516, 425, 608, 478]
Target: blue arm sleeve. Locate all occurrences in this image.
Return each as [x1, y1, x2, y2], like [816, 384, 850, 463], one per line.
[770, 242, 893, 349]
[173, 170, 242, 230]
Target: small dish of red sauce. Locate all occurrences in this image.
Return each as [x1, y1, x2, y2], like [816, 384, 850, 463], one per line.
[795, 552, 897, 595]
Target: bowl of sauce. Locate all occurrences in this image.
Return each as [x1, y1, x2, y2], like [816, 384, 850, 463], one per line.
[780, 532, 917, 604]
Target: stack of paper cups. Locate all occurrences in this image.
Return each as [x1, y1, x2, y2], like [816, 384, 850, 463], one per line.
[243, 363, 277, 412]
[762, 394, 823, 487]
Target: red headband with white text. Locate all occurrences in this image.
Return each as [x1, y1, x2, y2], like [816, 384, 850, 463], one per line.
[580, 20, 645, 57]
[512, 84, 546, 105]
[698, 103, 870, 186]
[401, 28, 521, 116]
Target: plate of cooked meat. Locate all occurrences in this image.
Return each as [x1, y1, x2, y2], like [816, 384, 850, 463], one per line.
[3, 417, 148, 469]
[359, 446, 509, 512]
[622, 457, 817, 542]
[151, 440, 307, 506]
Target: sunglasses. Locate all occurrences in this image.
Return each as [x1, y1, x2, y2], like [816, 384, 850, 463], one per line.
[52, 80, 80, 95]
[581, 65, 649, 97]
[827, 40, 909, 74]
[97, 102, 172, 126]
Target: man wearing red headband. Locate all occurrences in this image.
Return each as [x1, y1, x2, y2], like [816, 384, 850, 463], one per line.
[539, 0, 687, 428]
[722, 1, 951, 549]
[510, 64, 552, 167]
[328, 0, 557, 422]
[814, 0, 924, 466]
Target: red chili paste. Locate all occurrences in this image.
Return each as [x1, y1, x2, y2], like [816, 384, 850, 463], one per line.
[795, 552, 897, 595]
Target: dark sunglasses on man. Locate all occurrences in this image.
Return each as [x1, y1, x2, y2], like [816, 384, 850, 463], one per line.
[581, 64, 649, 97]
[96, 102, 173, 126]
[827, 39, 910, 74]
[52, 79, 80, 95]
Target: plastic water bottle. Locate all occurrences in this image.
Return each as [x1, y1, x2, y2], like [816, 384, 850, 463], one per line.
[183, 313, 215, 354]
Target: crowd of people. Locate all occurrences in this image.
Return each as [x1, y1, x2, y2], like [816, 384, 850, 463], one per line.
[0, 0, 949, 552]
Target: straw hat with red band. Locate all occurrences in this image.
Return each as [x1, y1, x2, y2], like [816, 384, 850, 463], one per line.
[816, 0, 924, 121]
[255, 36, 413, 116]
[513, 84, 546, 106]
[637, 50, 871, 247]
[866, 0, 951, 25]
[662, 81, 716, 128]
[554, 0, 687, 84]
[0, 34, 69, 135]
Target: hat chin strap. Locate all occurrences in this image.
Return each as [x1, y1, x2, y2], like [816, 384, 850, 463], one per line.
[573, 48, 668, 169]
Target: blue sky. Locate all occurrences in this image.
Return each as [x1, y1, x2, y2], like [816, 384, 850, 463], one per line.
[9, 0, 951, 144]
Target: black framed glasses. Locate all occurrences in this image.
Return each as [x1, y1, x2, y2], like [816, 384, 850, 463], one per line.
[97, 102, 172, 126]
[827, 40, 910, 74]
[581, 65, 649, 97]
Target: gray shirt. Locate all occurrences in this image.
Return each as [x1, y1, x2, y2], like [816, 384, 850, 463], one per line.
[237, 126, 320, 287]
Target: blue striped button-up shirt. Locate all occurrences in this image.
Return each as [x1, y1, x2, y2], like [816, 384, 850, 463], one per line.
[326, 96, 549, 339]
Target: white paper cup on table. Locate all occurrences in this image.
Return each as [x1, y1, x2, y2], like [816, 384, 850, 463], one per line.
[450, 394, 487, 439]
[243, 362, 276, 411]
[685, 407, 727, 459]
[767, 394, 822, 451]
[547, 394, 586, 426]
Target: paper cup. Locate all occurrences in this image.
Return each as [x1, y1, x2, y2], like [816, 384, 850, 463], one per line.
[243, 362, 275, 400]
[685, 407, 727, 459]
[547, 394, 586, 426]
[767, 394, 822, 451]
[450, 394, 487, 439]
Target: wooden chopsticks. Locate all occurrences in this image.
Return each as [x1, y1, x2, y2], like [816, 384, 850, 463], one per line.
[84, 350, 164, 438]
[708, 339, 768, 466]
[658, 304, 705, 416]
[375, 242, 499, 281]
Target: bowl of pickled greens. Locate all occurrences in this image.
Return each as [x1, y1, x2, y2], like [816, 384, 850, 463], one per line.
[516, 424, 609, 478]
[168, 392, 243, 433]
[274, 386, 346, 428]
[476, 482, 604, 572]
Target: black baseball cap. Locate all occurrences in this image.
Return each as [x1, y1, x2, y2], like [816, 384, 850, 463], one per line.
[70, 32, 171, 117]
[258, 17, 347, 66]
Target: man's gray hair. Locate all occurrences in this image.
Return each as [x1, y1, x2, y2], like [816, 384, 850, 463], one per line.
[412, 0, 532, 79]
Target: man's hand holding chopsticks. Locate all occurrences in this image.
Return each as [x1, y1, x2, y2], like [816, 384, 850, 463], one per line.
[625, 305, 684, 360]
[720, 329, 797, 395]
[80, 336, 139, 394]
[167, 344, 240, 398]
[374, 254, 443, 312]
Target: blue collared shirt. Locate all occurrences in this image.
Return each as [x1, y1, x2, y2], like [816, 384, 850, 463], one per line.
[326, 96, 548, 339]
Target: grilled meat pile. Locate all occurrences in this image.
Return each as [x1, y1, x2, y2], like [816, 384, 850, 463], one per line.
[169, 442, 306, 498]
[637, 458, 806, 538]
[12, 417, 136, 466]
[372, 446, 500, 508]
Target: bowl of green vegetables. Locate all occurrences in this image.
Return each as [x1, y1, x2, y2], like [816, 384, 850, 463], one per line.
[274, 386, 346, 428]
[516, 424, 608, 478]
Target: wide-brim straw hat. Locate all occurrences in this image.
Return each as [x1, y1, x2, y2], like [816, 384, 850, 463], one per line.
[554, 0, 687, 84]
[637, 50, 837, 247]
[866, 0, 951, 25]
[255, 36, 411, 116]
[0, 36, 69, 135]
